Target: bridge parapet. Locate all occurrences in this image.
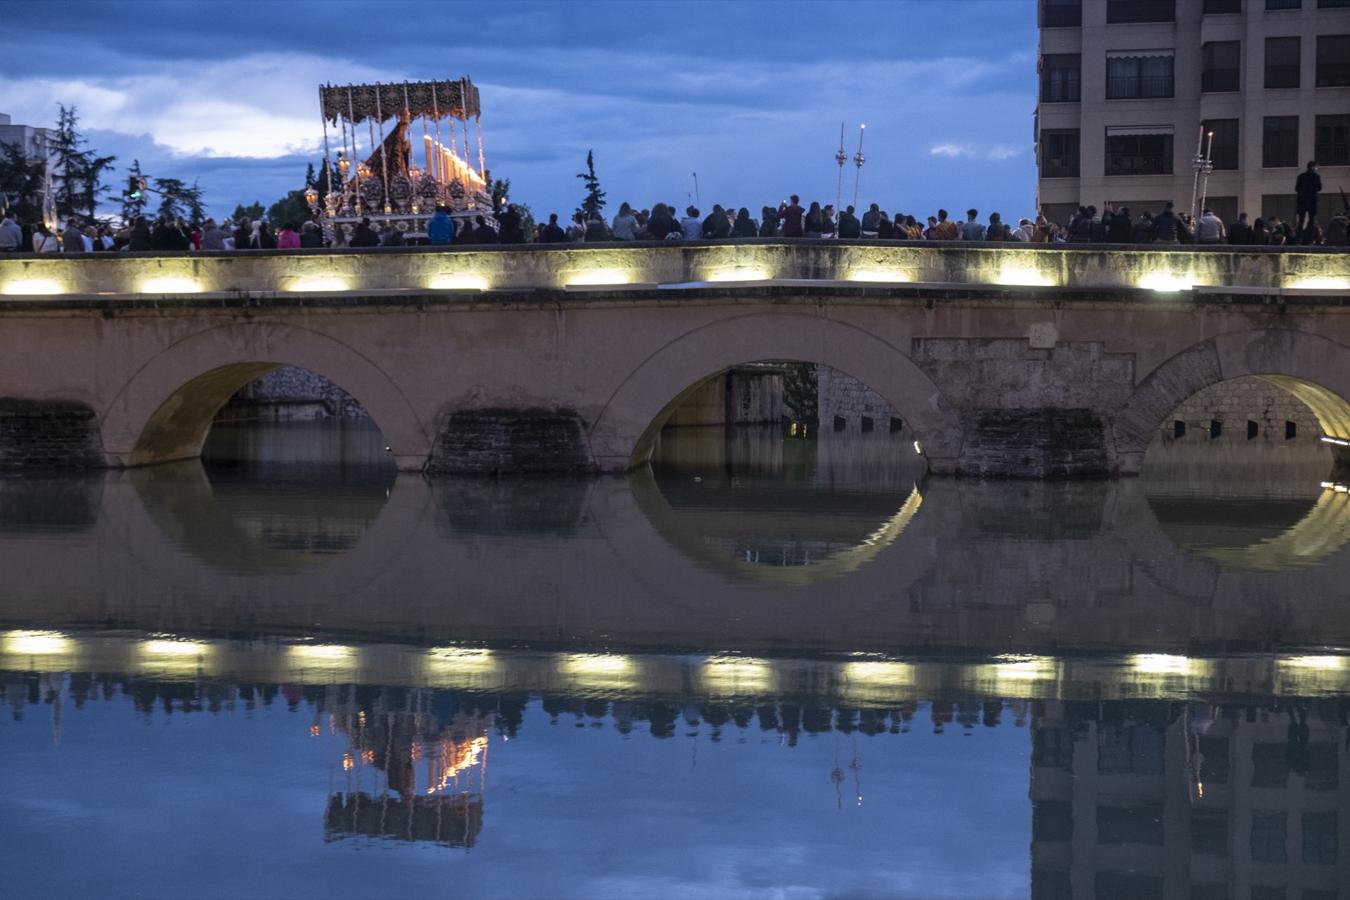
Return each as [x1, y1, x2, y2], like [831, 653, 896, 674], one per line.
[0, 241, 1346, 299]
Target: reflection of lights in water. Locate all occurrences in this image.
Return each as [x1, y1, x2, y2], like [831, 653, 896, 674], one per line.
[1130, 653, 1200, 676]
[290, 643, 354, 660]
[702, 656, 776, 695]
[2, 630, 72, 656]
[342, 752, 354, 771]
[912, 441, 923, 455]
[1322, 436, 1350, 448]
[843, 660, 916, 684]
[309, 724, 321, 737]
[561, 653, 638, 691]
[426, 647, 497, 675]
[142, 639, 209, 657]
[426, 735, 489, 795]
[1282, 655, 1349, 671]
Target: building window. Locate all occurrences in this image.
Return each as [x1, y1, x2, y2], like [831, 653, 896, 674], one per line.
[1203, 119, 1240, 169]
[1192, 809, 1229, 857]
[1320, 0, 1350, 7]
[1265, 36, 1301, 88]
[1263, 116, 1300, 167]
[1315, 115, 1350, 165]
[1203, 41, 1242, 91]
[1205, 0, 1242, 11]
[1107, 54, 1174, 98]
[1042, 54, 1081, 102]
[1316, 35, 1350, 87]
[1042, 0, 1082, 27]
[1098, 722, 1165, 773]
[1251, 811, 1288, 863]
[1302, 812, 1337, 864]
[1267, 0, 1300, 8]
[1033, 801, 1074, 842]
[1198, 735, 1231, 783]
[1107, 0, 1176, 22]
[1098, 805, 1165, 845]
[1262, 193, 1299, 221]
[1106, 128, 1174, 175]
[1040, 129, 1080, 178]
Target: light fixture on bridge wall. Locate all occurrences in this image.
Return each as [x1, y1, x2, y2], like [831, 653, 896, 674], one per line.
[564, 268, 633, 287]
[993, 265, 1055, 287]
[0, 278, 64, 296]
[705, 267, 771, 282]
[427, 273, 489, 291]
[1137, 272, 1197, 292]
[1287, 276, 1350, 291]
[138, 276, 202, 294]
[848, 268, 912, 283]
[283, 275, 352, 292]
[701, 656, 777, 695]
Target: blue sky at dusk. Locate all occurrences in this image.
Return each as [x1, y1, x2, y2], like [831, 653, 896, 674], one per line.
[2, 0, 1040, 221]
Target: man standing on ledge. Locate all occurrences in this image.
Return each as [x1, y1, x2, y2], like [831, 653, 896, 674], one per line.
[1295, 161, 1321, 237]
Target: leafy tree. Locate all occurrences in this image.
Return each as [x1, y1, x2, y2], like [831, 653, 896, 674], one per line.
[575, 150, 605, 220]
[0, 141, 47, 224]
[783, 363, 818, 424]
[51, 105, 116, 219]
[267, 190, 311, 228]
[232, 202, 265, 222]
[121, 158, 147, 223]
[152, 177, 203, 221]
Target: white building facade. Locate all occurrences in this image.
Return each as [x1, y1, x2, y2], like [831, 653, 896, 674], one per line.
[0, 113, 56, 164]
[1035, 0, 1350, 227]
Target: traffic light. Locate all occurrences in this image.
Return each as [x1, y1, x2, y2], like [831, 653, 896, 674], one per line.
[127, 176, 141, 201]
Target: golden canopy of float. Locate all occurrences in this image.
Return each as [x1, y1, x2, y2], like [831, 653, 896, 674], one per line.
[308, 78, 492, 242]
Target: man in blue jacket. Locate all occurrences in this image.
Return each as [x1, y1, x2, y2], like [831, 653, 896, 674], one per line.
[426, 205, 455, 245]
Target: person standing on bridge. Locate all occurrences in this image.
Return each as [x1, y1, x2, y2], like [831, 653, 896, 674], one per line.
[426, 206, 455, 245]
[779, 195, 804, 238]
[1295, 161, 1321, 236]
[0, 212, 21, 251]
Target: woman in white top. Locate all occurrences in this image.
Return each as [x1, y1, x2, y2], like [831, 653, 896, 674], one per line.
[31, 225, 59, 252]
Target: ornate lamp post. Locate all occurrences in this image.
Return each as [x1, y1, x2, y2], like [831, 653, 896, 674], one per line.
[835, 123, 848, 235]
[852, 124, 866, 211]
[1189, 127, 1214, 222]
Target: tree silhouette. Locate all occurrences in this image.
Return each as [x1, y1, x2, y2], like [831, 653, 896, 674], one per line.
[0, 141, 46, 223]
[51, 105, 116, 219]
[576, 150, 605, 220]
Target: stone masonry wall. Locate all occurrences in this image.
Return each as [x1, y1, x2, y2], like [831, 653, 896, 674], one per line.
[818, 366, 899, 433]
[0, 399, 103, 470]
[427, 409, 597, 476]
[666, 368, 786, 427]
[1158, 375, 1321, 444]
[223, 366, 370, 420]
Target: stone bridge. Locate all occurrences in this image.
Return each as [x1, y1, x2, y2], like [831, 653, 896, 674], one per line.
[0, 241, 1347, 477]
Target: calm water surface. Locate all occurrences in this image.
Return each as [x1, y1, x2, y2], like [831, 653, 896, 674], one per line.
[2, 421, 1349, 899]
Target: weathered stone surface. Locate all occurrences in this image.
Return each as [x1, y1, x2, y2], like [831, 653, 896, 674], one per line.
[1161, 375, 1321, 444]
[428, 408, 597, 476]
[665, 368, 785, 427]
[0, 399, 103, 470]
[223, 366, 370, 420]
[960, 408, 1110, 478]
[818, 366, 897, 431]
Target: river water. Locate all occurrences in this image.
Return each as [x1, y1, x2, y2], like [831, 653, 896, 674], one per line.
[2, 421, 1349, 898]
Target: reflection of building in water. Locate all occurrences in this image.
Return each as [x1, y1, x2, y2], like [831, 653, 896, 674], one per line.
[1030, 701, 1350, 900]
[325, 685, 489, 848]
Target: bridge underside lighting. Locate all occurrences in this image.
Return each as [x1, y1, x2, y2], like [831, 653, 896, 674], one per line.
[565, 268, 632, 287]
[1138, 272, 1195, 292]
[283, 275, 351, 292]
[427, 273, 489, 291]
[705, 267, 771, 282]
[1322, 436, 1350, 447]
[1, 278, 64, 296]
[139, 276, 202, 294]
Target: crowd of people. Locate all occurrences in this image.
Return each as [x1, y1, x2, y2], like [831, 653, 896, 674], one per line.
[2, 162, 1345, 252]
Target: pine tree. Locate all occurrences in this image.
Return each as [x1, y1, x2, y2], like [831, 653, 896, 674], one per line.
[304, 163, 316, 187]
[576, 150, 605, 220]
[51, 105, 115, 219]
[185, 180, 206, 225]
[0, 141, 47, 224]
[491, 177, 510, 214]
[121, 158, 147, 223]
[153, 177, 188, 219]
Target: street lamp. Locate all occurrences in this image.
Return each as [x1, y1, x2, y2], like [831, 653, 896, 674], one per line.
[852, 124, 866, 211]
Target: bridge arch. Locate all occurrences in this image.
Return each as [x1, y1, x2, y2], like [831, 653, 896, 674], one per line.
[100, 321, 432, 469]
[587, 312, 963, 473]
[1113, 329, 1350, 474]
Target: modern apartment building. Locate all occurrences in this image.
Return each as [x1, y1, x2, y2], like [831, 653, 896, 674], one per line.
[1035, 0, 1350, 227]
[0, 112, 56, 164]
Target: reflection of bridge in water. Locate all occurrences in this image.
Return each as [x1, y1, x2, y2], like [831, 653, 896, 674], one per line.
[4, 457, 1350, 653]
[3, 645, 1348, 893]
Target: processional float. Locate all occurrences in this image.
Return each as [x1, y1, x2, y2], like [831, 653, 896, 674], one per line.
[309, 78, 493, 243]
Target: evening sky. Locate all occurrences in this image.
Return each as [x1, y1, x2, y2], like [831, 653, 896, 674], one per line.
[1, 0, 1039, 222]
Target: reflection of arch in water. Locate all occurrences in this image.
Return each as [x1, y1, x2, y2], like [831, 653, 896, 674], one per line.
[629, 470, 924, 586]
[98, 321, 431, 470]
[587, 313, 963, 473]
[1150, 486, 1350, 573]
[1115, 330, 1350, 474]
[128, 461, 395, 576]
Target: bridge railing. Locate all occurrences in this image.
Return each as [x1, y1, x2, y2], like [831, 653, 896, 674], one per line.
[0, 240, 1346, 298]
